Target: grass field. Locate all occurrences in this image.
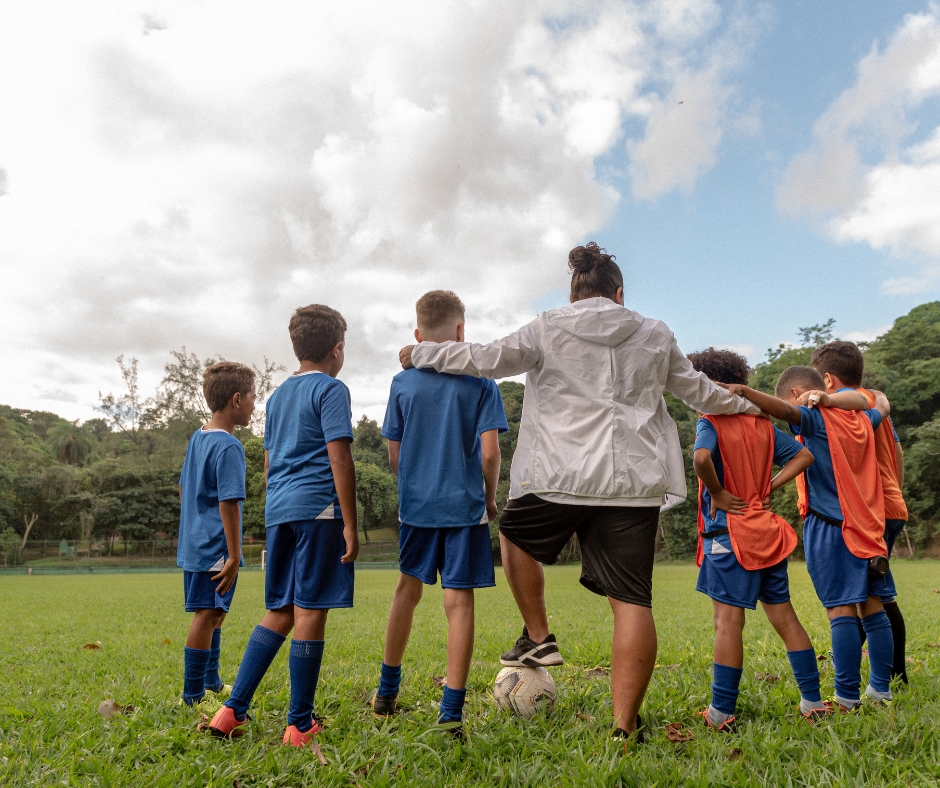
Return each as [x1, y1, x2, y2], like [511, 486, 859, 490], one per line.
[2, 562, 939, 787]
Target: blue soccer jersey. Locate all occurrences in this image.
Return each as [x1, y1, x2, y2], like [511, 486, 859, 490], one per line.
[264, 371, 354, 527]
[790, 406, 882, 522]
[382, 368, 508, 528]
[177, 428, 247, 572]
[694, 417, 804, 554]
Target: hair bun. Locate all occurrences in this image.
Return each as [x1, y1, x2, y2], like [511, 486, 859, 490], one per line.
[568, 242, 606, 273]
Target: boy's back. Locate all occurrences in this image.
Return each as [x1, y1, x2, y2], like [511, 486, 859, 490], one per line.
[178, 428, 247, 571]
[264, 370, 354, 525]
[383, 367, 507, 527]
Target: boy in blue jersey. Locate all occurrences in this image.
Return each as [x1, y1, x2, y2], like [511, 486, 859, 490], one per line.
[177, 362, 256, 707]
[210, 305, 359, 746]
[370, 290, 508, 733]
[687, 349, 826, 730]
[725, 368, 895, 712]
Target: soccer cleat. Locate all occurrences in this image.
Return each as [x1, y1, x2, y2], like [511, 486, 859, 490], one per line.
[367, 689, 401, 718]
[698, 707, 737, 733]
[499, 626, 564, 668]
[437, 719, 464, 739]
[830, 695, 861, 714]
[800, 701, 833, 724]
[205, 683, 232, 699]
[864, 685, 892, 707]
[207, 704, 249, 738]
[612, 715, 646, 744]
[282, 717, 324, 747]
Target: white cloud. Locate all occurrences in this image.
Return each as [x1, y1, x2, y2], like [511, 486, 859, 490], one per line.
[843, 325, 892, 344]
[0, 0, 745, 422]
[779, 9, 940, 290]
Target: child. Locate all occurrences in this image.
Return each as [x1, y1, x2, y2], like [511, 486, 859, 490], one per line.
[370, 290, 508, 733]
[725, 368, 895, 712]
[209, 305, 359, 746]
[177, 361, 256, 707]
[811, 340, 908, 683]
[686, 349, 825, 729]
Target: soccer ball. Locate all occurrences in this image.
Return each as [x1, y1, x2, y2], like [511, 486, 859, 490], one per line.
[493, 666, 556, 718]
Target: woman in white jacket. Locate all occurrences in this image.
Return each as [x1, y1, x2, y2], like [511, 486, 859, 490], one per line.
[402, 242, 757, 740]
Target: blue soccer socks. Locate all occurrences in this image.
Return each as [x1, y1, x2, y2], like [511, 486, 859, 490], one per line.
[830, 616, 863, 703]
[786, 647, 823, 703]
[709, 663, 743, 716]
[861, 611, 894, 695]
[378, 662, 402, 699]
[204, 628, 224, 692]
[225, 625, 286, 718]
[182, 647, 211, 706]
[439, 685, 467, 724]
[287, 639, 325, 731]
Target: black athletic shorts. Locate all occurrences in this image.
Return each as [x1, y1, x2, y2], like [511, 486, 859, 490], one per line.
[499, 494, 659, 607]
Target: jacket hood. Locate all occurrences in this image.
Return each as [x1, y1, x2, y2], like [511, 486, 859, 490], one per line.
[545, 297, 644, 347]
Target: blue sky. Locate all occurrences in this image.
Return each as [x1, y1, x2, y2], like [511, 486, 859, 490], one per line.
[1, 1, 939, 421]
[556, 1, 940, 361]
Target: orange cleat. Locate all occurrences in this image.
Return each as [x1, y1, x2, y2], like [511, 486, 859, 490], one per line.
[282, 717, 324, 747]
[208, 705, 248, 738]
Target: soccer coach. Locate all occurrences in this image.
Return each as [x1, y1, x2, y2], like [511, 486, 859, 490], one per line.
[399, 242, 757, 739]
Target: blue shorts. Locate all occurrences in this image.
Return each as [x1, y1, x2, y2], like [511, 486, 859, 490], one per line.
[399, 523, 495, 589]
[183, 570, 237, 613]
[879, 518, 906, 602]
[265, 519, 354, 610]
[803, 514, 892, 608]
[696, 551, 790, 609]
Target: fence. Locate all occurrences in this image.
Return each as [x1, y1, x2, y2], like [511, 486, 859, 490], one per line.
[0, 538, 401, 571]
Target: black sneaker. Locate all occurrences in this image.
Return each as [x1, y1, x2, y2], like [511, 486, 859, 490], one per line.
[612, 715, 646, 745]
[499, 626, 564, 667]
[367, 689, 400, 718]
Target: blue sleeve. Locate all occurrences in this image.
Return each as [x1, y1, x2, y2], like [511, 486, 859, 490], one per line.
[381, 381, 404, 442]
[864, 408, 883, 431]
[771, 427, 804, 467]
[318, 381, 354, 444]
[693, 418, 718, 454]
[889, 416, 899, 442]
[263, 404, 272, 450]
[477, 380, 509, 434]
[797, 406, 822, 438]
[216, 444, 247, 502]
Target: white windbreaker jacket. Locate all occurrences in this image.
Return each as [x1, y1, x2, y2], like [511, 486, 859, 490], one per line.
[410, 297, 759, 510]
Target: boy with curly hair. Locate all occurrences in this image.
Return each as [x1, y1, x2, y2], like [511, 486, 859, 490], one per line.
[687, 348, 825, 729]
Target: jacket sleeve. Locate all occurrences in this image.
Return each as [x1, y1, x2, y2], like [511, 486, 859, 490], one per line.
[411, 320, 541, 379]
[664, 337, 760, 415]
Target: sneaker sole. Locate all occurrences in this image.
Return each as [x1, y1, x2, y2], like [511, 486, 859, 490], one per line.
[499, 650, 564, 668]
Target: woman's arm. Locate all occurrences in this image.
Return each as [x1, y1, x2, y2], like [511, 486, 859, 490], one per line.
[402, 321, 541, 379]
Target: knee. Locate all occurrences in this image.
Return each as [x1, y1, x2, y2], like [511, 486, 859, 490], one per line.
[713, 606, 745, 633]
[396, 576, 424, 606]
[444, 589, 474, 615]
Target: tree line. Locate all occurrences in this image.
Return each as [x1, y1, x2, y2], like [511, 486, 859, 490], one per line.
[1, 303, 938, 564]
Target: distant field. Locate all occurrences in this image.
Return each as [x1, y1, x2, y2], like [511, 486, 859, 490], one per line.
[1, 562, 939, 786]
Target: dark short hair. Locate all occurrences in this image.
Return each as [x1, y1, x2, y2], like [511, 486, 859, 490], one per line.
[811, 341, 864, 387]
[568, 242, 624, 302]
[289, 305, 347, 362]
[203, 362, 255, 413]
[774, 365, 825, 398]
[687, 348, 751, 386]
[415, 290, 465, 333]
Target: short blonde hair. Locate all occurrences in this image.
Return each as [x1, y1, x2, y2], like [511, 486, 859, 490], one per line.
[415, 290, 465, 333]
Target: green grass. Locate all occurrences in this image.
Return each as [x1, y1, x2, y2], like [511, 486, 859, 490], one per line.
[1, 562, 939, 787]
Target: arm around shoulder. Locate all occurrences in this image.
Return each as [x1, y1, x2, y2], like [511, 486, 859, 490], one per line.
[411, 321, 542, 379]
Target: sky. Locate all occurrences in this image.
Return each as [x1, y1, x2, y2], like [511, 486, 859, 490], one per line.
[2, 0, 940, 424]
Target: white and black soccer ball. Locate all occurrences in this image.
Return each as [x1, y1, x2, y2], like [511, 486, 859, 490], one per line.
[493, 666, 556, 718]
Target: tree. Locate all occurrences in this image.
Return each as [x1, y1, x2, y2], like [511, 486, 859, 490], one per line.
[0, 527, 20, 566]
[46, 421, 93, 465]
[355, 463, 398, 543]
[242, 438, 267, 536]
[97, 356, 153, 452]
